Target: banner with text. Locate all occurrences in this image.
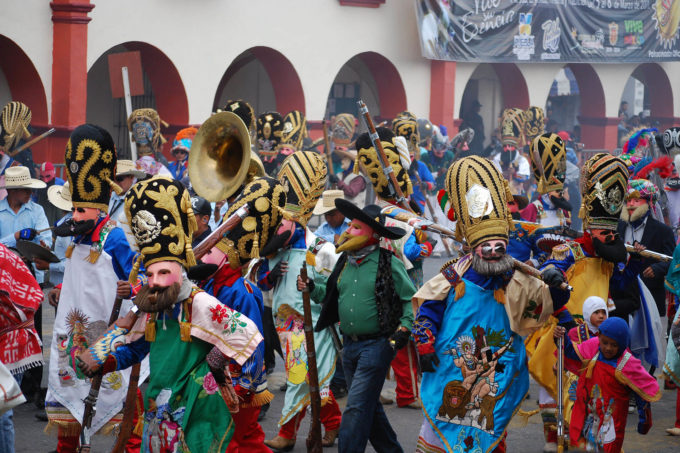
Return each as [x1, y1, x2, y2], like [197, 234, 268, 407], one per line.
[416, 0, 680, 63]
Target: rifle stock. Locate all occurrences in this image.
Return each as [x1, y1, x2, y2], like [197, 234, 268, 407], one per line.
[193, 205, 249, 258]
[300, 265, 322, 453]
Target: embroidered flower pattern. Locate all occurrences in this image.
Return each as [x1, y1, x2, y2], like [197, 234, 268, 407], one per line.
[210, 304, 228, 324]
[222, 311, 248, 335]
[202, 372, 219, 395]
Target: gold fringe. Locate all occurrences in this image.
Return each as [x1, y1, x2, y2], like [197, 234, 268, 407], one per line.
[585, 359, 596, 379]
[129, 254, 143, 285]
[494, 288, 506, 304]
[65, 244, 74, 259]
[145, 315, 156, 342]
[251, 235, 259, 260]
[454, 281, 466, 301]
[106, 177, 124, 196]
[180, 321, 192, 342]
[241, 390, 275, 409]
[133, 417, 145, 437]
[516, 408, 540, 427]
[353, 156, 360, 175]
[44, 420, 82, 437]
[86, 249, 102, 264]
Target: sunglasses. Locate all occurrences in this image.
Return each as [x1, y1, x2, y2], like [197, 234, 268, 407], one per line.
[593, 231, 619, 242]
[480, 243, 506, 258]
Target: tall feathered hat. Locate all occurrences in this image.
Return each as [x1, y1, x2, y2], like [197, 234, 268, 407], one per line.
[256, 112, 284, 158]
[0, 101, 32, 153]
[523, 106, 545, 144]
[445, 156, 514, 248]
[216, 176, 287, 268]
[277, 151, 327, 227]
[64, 124, 120, 213]
[530, 133, 566, 194]
[218, 99, 256, 134]
[579, 153, 629, 231]
[501, 108, 526, 147]
[330, 113, 356, 146]
[171, 127, 198, 154]
[127, 108, 167, 156]
[391, 111, 420, 157]
[124, 176, 197, 269]
[281, 111, 308, 151]
[356, 127, 413, 202]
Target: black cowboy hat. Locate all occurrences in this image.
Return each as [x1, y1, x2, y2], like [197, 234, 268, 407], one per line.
[335, 199, 406, 240]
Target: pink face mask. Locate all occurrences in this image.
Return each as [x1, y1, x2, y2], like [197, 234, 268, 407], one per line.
[146, 261, 183, 288]
[202, 247, 227, 268]
[40, 168, 56, 182]
[335, 219, 377, 253]
[72, 207, 101, 223]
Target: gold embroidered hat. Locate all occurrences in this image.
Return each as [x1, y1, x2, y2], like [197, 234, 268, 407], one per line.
[127, 108, 167, 156]
[218, 99, 256, 134]
[356, 127, 413, 202]
[530, 133, 567, 194]
[216, 176, 287, 268]
[124, 176, 197, 268]
[281, 110, 308, 151]
[579, 153, 629, 231]
[330, 113, 356, 146]
[64, 124, 119, 212]
[501, 108, 526, 147]
[445, 156, 514, 248]
[0, 101, 32, 153]
[523, 106, 545, 144]
[391, 111, 420, 157]
[277, 151, 327, 227]
[256, 112, 284, 157]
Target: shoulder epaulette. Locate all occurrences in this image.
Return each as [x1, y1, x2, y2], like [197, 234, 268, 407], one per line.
[243, 280, 253, 294]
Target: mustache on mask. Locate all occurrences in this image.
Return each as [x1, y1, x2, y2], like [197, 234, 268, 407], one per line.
[259, 230, 292, 257]
[335, 231, 370, 253]
[134, 282, 181, 313]
[53, 219, 96, 237]
[471, 253, 514, 276]
[592, 236, 627, 263]
[186, 262, 219, 281]
[549, 195, 573, 212]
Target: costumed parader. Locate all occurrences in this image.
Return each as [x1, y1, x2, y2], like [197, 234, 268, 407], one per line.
[128, 108, 172, 178]
[167, 127, 197, 184]
[522, 106, 546, 182]
[217, 99, 257, 143]
[305, 200, 417, 452]
[659, 127, 680, 230]
[76, 176, 264, 452]
[256, 151, 342, 451]
[256, 112, 285, 176]
[412, 155, 570, 453]
[108, 159, 146, 249]
[493, 108, 530, 197]
[327, 113, 368, 209]
[281, 110, 309, 152]
[44, 124, 146, 452]
[0, 101, 38, 200]
[195, 176, 285, 452]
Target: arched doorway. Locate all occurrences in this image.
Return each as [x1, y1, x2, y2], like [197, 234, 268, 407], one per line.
[324, 52, 407, 124]
[87, 42, 189, 159]
[545, 66, 580, 135]
[0, 35, 49, 159]
[213, 47, 305, 116]
[619, 63, 674, 139]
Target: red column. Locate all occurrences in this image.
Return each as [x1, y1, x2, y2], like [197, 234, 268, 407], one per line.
[578, 116, 619, 150]
[48, 0, 94, 161]
[429, 60, 456, 135]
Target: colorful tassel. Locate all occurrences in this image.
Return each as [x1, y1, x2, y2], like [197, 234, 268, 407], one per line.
[494, 288, 506, 304]
[65, 244, 74, 259]
[145, 316, 156, 342]
[454, 281, 466, 301]
[180, 322, 192, 342]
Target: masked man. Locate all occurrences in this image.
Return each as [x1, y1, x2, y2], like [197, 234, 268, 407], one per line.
[493, 108, 530, 196]
[412, 156, 569, 453]
[256, 151, 342, 451]
[167, 127, 197, 183]
[197, 176, 286, 452]
[128, 108, 171, 178]
[77, 176, 263, 452]
[44, 124, 144, 452]
[256, 112, 285, 176]
[305, 200, 416, 452]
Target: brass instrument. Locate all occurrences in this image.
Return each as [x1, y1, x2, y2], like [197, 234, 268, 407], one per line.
[189, 111, 255, 201]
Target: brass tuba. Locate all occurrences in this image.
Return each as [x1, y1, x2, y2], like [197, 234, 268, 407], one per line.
[189, 111, 262, 201]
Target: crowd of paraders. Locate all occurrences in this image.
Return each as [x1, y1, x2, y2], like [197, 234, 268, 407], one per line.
[1, 98, 680, 453]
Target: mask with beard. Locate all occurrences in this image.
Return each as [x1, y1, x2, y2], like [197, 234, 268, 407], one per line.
[134, 281, 181, 313]
[549, 194, 573, 212]
[335, 220, 376, 253]
[259, 230, 292, 257]
[471, 253, 515, 276]
[592, 236, 627, 263]
[53, 218, 96, 237]
[500, 149, 516, 166]
[620, 202, 649, 223]
[186, 262, 219, 281]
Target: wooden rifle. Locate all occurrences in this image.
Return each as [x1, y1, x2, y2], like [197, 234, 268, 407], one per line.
[300, 265, 322, 453]
[6, 128, 56, 157]
[193, 205, 250, 258]
[409, 165, 453, 257]
[624, 244, 672, 262]
[110, 363, 140, 453]
[556, 335, 565, 453]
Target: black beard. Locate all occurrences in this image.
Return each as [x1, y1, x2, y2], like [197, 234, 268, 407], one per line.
[500, 150, 516, 165]
[259, 230, 292, 257]
[134, 282, 181, 313]
[511, 211, 521, 220]
[549, 195, 573, 212]
[53, 219, 96, 237]
[592, 236, 627, 263]
[187, 262, 219, 281]
[471, 253, 514, 276]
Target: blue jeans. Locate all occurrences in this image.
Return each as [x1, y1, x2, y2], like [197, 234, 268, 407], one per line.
[0, 372, 23, 453]
[338, 336, 403, 453]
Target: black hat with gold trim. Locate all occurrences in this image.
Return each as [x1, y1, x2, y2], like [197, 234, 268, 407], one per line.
[277, 151, 327, 227]
[330, 113, 356, 146]
[256, 112, 284, 158]
[445, 155, 514, 248]
[530, 133, 566, 194]
[579, 153, 629, 231]
[391, 111, 420, 157]
[523, 106, 545, 144]
[127, 108, 167, 156]
[501, 108, 526, 147]
[0, 101, 31, 153]
[124, 176, 197, 269]
[216, 176, 287, 268]
[218, 99, 256, 134]
[281, 111, 308, 151]
[356, 127, 412, 202]
[64, 124, 119, 213]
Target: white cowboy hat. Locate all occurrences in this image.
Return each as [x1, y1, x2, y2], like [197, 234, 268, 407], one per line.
[313, 189, 345, 216]
[47, 181, 72, 212]
[116, 160, 146, 179]
[1, 166, 46, 190]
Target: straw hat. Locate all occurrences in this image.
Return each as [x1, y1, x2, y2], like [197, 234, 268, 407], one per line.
[313, 190, 344, 216]
[116, 160, 146, 179]
[47, 182, 72, 212]
[1, 166, 46, 190]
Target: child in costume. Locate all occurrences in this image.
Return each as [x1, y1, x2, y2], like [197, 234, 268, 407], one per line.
[569, 296, 608, 344]
[554, 317, 660, 452]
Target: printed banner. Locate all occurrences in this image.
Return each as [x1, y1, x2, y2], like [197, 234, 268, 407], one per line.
[416, 0, 680, 63]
